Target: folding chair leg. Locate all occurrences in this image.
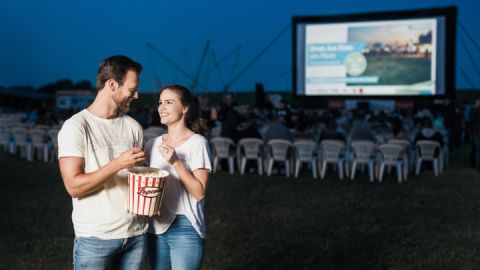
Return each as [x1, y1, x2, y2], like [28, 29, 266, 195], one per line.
[368, 161, 374, 182]
[350, 162, 357, 180]
[285, 161, 290, 177]
[379, 164, 385, 182]
[295, 161, 300, 178]
[416, 159, 422, 175]
[213, 158, 218, 173]
[396, 162, 403, 184]
[321, 161, 327, 179]
[228, 157, 235, 175]
[241, 158, 246, 175]
[258, 158, 263, 176]
[267, 159, 273, 176]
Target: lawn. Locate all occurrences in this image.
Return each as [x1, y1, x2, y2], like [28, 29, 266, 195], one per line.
[1, 146, 480, 270]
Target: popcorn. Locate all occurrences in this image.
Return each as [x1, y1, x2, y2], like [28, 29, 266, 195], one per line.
[127, 166, 169, 216]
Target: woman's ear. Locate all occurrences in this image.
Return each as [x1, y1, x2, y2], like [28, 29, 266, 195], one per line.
[183, 106, 189, 115]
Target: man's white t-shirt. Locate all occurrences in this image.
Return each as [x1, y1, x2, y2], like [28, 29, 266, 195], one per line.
[145, 134, 212, 238]
[58, 109, 148, 239]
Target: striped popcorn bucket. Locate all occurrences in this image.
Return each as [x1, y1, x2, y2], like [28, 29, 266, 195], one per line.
[127, 166, 169, 216]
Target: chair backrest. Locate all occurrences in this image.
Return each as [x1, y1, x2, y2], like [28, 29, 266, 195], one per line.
[238, 138, 264, 159]
[48, 129, 60, 147]
[210, 137, 235, 158]
[351, 140, 376, 163]
[387, 138, 411, 150]
[0, 129, 10, 144]
[293, 139, 317, 161]
[379, 144, 405, 165]
[416, 140, 440, 160]
[319, 139, 345, 162]
[267, 139, 292, 160]
[29, 128, 46, 146]
[11, 127, 28, 144]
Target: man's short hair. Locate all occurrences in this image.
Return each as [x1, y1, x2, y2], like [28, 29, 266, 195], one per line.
[96, 55, 142, 91]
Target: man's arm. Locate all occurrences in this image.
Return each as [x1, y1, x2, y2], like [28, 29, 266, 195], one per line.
[59, 148, 145, 198]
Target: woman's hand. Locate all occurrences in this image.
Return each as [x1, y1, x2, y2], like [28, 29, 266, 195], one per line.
[158, 144, 178, 165]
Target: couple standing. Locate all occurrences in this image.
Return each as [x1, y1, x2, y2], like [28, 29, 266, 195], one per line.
[58, 55, 211, 269]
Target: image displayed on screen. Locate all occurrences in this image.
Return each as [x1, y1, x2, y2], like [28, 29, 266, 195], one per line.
[300, 18, 442, 96]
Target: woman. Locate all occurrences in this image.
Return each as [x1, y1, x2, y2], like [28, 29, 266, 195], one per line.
[145, 85, 211, 270]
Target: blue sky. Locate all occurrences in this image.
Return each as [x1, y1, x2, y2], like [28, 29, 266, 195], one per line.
[1, 0, 479, 93]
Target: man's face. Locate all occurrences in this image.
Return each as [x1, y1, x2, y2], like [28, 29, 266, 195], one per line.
[112, 70, 139, 113]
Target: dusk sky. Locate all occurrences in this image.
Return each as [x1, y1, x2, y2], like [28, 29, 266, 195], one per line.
[1, 0, 479, 93]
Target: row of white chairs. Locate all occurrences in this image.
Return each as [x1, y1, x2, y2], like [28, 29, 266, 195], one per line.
[210, 137, 446, 183]
[0, 126, 59, 162]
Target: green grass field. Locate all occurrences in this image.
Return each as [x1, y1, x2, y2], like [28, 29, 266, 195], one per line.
[1, 146, 480, 269]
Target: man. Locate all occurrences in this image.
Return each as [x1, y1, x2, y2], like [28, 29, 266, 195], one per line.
[58, 55, 147, 269]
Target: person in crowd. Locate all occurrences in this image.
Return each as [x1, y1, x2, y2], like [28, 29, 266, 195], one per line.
[263, 110, 294, 143]
[348, 119, 377, 143]
[319, 117, 345, 142]
[218, 92, 237, 123]
[389, 116, 409, 141]
[236, 104, 262, 140]
[415, 117, 444, 148]
[58, 55, 147, 269]
[145, 84, 212, 270]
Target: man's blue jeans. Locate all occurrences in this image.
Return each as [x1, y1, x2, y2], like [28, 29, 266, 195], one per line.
[73, 234, 146, 270]
[147, 215, 204, 270]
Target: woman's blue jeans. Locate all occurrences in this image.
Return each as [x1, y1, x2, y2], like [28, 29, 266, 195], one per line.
[73, 234, 146, 270]
[147, 215, 204, 270]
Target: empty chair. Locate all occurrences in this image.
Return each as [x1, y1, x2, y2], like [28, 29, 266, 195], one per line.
[0, 128, 11, 152]
[11, 127, 31, 160]
[237, 138, 264, 175]
[388, 138, 414, 172]
[29, 128, 48, 162]
[265, 139, 292, 177]
[415, 140, 443, 176]
[350, 140, 376, 182]
[378, 144, 408, 183]
[47, 129, 60, 162]
[318, 139, 347, 179]
[210, 137, 235, 174]
[293, 139, 318, 178]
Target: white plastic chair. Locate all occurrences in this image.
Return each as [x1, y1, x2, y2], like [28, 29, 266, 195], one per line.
[210, 137, 235, 174]
[29, 128, 48, 162]
[11, 127, 32, 160]
[350, 140, 376, 182]
[318, 139, 347, 179]
[378, 144, 408, 183]
[0, 128, 11, 151]
[266, 139, 292, 177]
[47, 129, 60, 162]
[293, 139, 318, 179]
[237, 138, 264, 175]
[415, 140, 443, 176]
[388, 138, 414, 172]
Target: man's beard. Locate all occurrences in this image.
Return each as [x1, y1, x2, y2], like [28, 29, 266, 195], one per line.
[113, 94, 132, 113]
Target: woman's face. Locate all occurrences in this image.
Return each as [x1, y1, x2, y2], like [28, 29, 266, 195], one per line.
[158, 89, 188, 126]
